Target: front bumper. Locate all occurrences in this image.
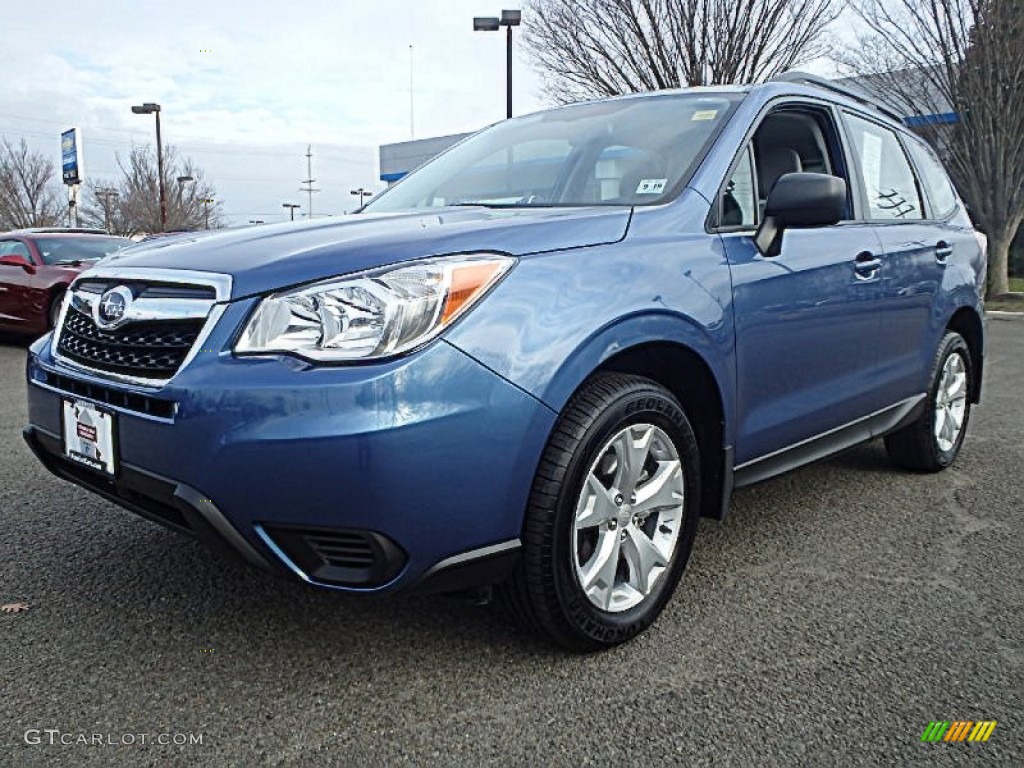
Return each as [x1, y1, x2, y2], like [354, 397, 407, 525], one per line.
[25, 316, 555, 594]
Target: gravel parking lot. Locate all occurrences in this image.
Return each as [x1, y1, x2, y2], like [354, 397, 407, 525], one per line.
[1, 321, 1021, 767]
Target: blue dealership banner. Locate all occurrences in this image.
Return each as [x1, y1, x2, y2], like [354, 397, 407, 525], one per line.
[61, 127, 82, 185]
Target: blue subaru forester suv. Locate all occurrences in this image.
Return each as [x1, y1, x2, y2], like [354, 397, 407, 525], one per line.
[25, 74, 986, 650]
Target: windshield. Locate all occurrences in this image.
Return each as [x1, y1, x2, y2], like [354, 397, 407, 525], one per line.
[34, 236, 131, 265]
[365, 93, 743, 212]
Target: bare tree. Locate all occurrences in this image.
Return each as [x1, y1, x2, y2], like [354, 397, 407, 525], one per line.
[80, 145, 223, 235]
[524, 0, 840, 103]
[78, 181, 130, 235]
[838, 0, 1024, 297]
[0, 138, 64, 230]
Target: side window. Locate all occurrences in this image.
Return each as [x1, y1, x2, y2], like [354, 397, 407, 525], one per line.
[844, 113, 924, 221]
[906, 140, 958, 218]
[717, 105, 849, 229]
[721, 146, 757, 228]
[0, 240, 31, 259]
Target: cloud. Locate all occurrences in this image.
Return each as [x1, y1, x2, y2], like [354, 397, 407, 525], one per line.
[0, 0, 542, 224]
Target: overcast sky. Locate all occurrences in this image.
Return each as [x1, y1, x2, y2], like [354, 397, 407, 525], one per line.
[1, 1, 549, 225]
[1, 2, 844, 227]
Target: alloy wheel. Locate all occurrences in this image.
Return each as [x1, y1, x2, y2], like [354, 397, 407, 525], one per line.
[572, 423, 684, 613]
[934, 352, 968, 452]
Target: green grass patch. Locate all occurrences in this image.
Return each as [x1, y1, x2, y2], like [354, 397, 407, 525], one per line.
[987, 300, 1024, 312]
[1009, 277, 1024, 292]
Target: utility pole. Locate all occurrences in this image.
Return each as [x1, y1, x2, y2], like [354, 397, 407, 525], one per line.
[300, 145, 319, 219]
[409, 44, 415, 140]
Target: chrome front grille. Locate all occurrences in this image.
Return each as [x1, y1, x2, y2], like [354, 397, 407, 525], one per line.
[52, 268, 231, 386]
[57, 314, 204, 378]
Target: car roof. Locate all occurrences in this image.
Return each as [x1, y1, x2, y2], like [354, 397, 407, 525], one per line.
[524, 74, 908, 135]
[6, 227, 110, 235]
[14, 232, 128, 240]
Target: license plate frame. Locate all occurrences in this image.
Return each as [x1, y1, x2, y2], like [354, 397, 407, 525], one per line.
[61, 399, 118, 477]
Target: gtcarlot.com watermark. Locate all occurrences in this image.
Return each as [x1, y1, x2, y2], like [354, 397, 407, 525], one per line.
[24, 729, 203, 747]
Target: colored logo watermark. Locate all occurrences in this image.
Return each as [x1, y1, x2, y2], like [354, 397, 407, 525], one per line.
[921, 720, 997, 742]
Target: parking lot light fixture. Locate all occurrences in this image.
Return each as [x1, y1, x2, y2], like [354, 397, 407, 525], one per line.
[283, 203, 301, 221]
[473, 10, 521, 119]
[350, 188, 374, 206]
[131, 102, 167, 231]
[200, 197, 214, 229]
[473, 16, 500, 31]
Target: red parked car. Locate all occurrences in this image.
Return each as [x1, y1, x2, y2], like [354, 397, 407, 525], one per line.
[0, 229, 130, 335]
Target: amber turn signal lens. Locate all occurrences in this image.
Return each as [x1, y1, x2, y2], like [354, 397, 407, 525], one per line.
[441, 260, 508, 324]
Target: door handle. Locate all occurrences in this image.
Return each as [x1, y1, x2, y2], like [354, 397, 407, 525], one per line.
[853, 251, 881, 279]
[935, 241, 953, 264]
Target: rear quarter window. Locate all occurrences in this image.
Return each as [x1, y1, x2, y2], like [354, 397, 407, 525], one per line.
[905, 139, 959, 218]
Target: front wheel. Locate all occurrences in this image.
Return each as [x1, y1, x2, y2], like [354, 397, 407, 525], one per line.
[885, 331, 972, 472]
[500, 374, 702, 651]
[48, 292, 65, 331]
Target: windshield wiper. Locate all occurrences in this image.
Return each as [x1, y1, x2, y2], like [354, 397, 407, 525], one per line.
[448, 200, 556, 209]
[53, 258, 99, 266]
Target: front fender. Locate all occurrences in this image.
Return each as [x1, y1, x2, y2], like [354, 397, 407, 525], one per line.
[445, 231, 736, 444]
[532, 310, 734, 434]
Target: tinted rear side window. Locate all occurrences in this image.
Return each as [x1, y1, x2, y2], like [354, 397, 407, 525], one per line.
[844, 113, 924, 221]
[905, 140, 958, 218]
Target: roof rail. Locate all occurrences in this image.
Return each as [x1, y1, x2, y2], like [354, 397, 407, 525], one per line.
[7, 227, 109, 235]
[768, 71, 907, 124]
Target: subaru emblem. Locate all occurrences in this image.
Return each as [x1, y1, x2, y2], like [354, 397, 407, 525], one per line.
[94, 286, 133, 329]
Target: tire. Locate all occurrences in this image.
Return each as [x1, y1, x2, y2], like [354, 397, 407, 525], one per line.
[499, 373, 702, 652]
[885, 331, 972, 472]
[48, 292, 65, 331]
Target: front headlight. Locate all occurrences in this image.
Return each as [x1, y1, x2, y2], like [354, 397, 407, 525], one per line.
[234, 254, 514, 361]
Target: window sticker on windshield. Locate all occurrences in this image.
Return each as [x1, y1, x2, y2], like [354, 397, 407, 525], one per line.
[691, 110, 718, 121]
[636, 179, 668, 195]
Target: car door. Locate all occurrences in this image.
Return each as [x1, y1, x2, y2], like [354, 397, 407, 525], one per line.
[0, 239, 37, 328]
[840, 111, 952, 407]
[717, 103, 886, 468]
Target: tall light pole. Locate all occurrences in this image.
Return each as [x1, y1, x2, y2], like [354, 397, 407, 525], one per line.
[283, 203, 301, 221]
[97, 188, 119, 233]
[200, 197, 214, 229]
[131, 103, 166, 231]
[350, 187, 374, 207]
[473, 10, 521, 119]
[176, 175, 194, 229]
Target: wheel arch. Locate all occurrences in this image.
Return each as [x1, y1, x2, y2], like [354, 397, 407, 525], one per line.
[533, 309, 735, 521]
[594, 341, 730, 521]
[945, 305, 984, 403]
[45, 283, 69, 329]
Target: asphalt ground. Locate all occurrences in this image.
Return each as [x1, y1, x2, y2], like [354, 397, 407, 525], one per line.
[1, 320, 1021, 767]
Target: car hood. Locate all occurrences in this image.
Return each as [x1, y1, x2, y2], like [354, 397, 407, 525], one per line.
[96, 206, 632, 298]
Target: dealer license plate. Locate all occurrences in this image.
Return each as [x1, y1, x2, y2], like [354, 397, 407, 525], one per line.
[62, 399, 117, 476]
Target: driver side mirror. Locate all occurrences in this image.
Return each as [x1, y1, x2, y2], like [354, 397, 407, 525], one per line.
[754, 173, 847, 257]
[0, 253, 36, 273]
